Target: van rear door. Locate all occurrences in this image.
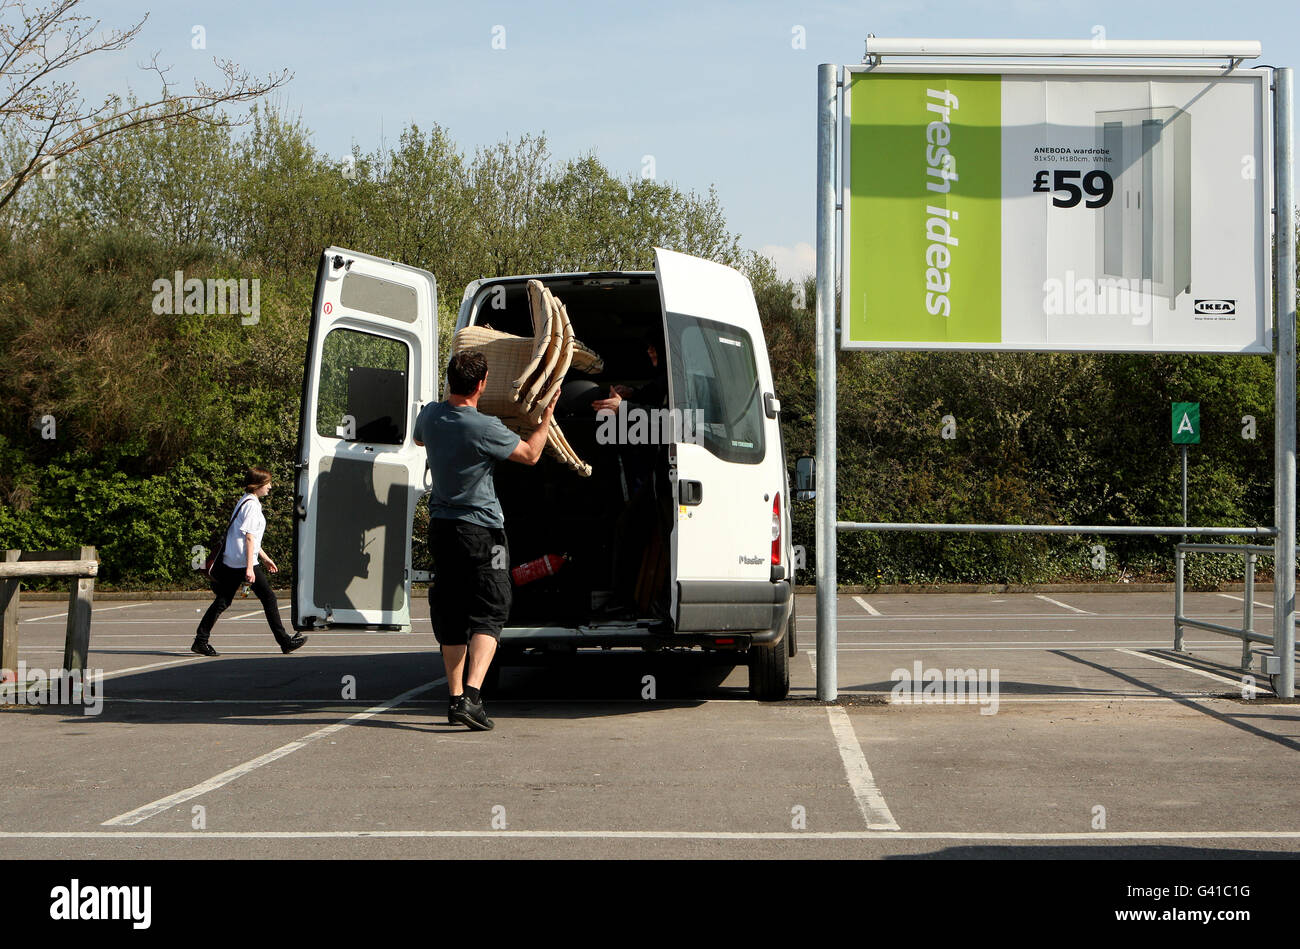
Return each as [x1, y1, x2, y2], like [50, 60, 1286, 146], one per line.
[293, 247, 437, 631]
[655, 248, 786, 633]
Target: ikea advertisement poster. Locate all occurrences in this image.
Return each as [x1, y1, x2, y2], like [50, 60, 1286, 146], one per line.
[841, 67, 1271, 352]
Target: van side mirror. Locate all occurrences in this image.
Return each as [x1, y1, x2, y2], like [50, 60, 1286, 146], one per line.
[794, 456, 815, 501]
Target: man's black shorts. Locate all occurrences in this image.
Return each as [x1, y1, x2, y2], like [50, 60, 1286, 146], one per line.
[428, 518, 511, 645]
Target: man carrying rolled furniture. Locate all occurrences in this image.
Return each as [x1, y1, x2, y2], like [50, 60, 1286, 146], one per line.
[413, 351, 555, 731]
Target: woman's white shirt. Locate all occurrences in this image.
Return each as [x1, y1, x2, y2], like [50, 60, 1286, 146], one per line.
[221, 493, 267, 568]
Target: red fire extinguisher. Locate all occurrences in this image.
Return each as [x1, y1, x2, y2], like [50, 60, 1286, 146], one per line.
[511, 553, 569, 586]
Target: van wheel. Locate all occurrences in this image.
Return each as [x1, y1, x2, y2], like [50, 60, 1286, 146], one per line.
[748, 628, 790, 701]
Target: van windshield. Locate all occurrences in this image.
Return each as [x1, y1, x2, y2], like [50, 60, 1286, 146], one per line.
[666, 314, 764, 464]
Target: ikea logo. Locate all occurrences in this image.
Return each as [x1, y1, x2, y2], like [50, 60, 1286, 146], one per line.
[1194, 299, 1236, 315]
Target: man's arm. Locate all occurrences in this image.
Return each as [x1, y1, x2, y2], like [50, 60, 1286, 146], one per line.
[506, 396, 557, 465]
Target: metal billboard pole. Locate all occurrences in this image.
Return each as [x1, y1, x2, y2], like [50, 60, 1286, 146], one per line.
[815, 63, 838, 702]
[1274, 67, 1296, 699]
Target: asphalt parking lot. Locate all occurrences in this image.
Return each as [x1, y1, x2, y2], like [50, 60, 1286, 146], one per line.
[2, 591, 1298, 859]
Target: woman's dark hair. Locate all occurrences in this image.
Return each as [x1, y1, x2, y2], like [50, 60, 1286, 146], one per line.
[447, 351, 489, 395]
[243, 465, 272, 490]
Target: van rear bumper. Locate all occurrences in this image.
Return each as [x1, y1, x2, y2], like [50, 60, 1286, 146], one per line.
[494, 581, 793, 650]
[675, 579, 792, 643]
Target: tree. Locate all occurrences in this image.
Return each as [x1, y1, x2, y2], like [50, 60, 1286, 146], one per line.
[0, 0, 289, 212]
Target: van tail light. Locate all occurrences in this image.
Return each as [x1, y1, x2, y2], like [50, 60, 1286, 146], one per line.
[771, 493, 782, 566]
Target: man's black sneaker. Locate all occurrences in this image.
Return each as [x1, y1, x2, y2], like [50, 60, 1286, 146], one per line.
[451, 695, 494, 731]
[447, 695, 465, 725]
[281, 634, 309, 654]
[191, 640, 218, 657]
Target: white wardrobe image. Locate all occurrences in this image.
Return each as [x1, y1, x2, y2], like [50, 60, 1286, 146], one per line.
[1095, 106, 1192, 308]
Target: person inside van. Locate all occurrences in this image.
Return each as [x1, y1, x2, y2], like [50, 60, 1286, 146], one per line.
[590, 339, 666, 424]
[588, 337, 672, 617]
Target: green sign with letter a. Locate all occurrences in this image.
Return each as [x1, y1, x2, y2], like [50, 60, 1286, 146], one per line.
[1172, 403, 1200, 444]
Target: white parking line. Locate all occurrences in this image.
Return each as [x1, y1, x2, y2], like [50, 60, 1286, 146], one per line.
[803, 651, 899, 830]
[101, 677, 447, 827]
[829, 645, 1243, 652]
[101, 657, 205, 680]
[227, 604, 293, 621]
[830, 613, 1232, 621]
[26, 612, 1256, 626]
[1114, 648, 1247, 689]
[3, 656, 207, 677]
[17, 619, 429, 627]
[1034, 595, 1092, 614]
[17, 632, 422, 638]
[25, 603, 146, 623]
[1216, 593, 1274, 610]
[3, 830, 1298, 841]
[829, 638, 1183, 645]
[825, 706, 899, 830]
[852, 596, 882, 616]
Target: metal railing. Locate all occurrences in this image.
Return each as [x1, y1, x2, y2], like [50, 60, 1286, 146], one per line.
[1172, 543, 1273, 671]
[839, 522, 1276, 537]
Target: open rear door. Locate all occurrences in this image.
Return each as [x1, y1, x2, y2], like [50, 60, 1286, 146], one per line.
[655, 248, 786, 633]
[293, 247, 437, 631]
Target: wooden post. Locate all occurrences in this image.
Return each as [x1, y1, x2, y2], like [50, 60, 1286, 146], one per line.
[62, 546, 96, 676]
[0, 549, 18, 685]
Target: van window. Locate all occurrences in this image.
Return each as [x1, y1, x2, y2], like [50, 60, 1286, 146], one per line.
[315, 328, 409, 445]
[340, 272, 419, 324]
[666, 314, 764, 464]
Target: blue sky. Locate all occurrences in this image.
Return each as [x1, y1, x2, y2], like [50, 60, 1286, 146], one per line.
[66, 0, 1300, 279]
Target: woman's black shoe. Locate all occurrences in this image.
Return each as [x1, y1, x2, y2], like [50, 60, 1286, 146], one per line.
[191, 640, 219, 657]
[281, 634, 309, 654]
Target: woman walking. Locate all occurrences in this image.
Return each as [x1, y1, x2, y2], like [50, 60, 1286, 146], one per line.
[192, 466, 309, 657]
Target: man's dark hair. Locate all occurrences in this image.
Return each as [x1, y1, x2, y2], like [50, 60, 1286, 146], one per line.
[447, 351, 489, 396]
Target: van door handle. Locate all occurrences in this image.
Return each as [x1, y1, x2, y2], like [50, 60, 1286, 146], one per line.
[679, 480, 703, 505]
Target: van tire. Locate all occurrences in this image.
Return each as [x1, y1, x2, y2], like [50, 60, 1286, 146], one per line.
[748, 624, 790, 701]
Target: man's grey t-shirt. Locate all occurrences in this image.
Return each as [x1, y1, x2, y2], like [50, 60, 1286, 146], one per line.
[413, 401, 520, 528]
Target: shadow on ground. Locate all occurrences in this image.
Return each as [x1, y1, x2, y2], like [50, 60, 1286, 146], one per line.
[2, 649, 753, 728]
[888, 844, 1299, 859]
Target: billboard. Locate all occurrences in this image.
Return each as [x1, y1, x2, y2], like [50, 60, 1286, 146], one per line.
[841, 66, 1272, 352]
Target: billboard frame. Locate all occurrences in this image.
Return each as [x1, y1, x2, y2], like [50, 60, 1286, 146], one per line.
[813, 47, 1295, 701]
[838, 62, 1273, 352]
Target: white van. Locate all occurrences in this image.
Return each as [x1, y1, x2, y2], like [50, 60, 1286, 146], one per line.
[292, 246, 795, 699]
